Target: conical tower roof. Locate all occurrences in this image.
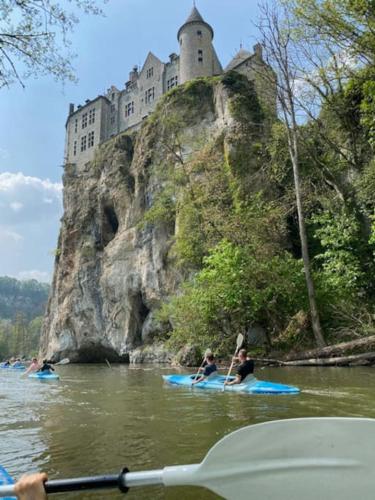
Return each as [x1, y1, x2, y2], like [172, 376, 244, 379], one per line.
[185, 6, 205, 24]
[177, 6, 214, 40]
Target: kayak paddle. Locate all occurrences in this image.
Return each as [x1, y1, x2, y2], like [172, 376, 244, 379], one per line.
[55, 358, 69, 366]
[3, 417, 373, 499]
[223, 333, 243, 390]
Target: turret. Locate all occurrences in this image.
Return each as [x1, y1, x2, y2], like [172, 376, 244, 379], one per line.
[177, 6, 222, 84]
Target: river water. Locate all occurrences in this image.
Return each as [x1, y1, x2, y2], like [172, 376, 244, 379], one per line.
[1, 365, 375, 499]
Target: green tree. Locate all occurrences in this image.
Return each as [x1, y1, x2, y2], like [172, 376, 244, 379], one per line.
[290, 0, 375, 63]
[0, 0, 107, 88]
[258, 1, 326, 347]
[162, 240, 307, 353]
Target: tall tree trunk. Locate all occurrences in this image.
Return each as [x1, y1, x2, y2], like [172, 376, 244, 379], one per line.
[258, 1, 327, 347]
[289, 123, 326, 347]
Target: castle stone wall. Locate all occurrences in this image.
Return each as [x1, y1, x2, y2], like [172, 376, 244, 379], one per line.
[64, 7, 276, 169]
[137, 53, 165, 119]
[65, 97, 108, 166]
[163, 56, 180, 92]
[179, 22, 217, 84]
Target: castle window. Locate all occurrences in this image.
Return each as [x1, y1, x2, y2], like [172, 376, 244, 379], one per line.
[146, 67, 154, 79]
[198, 49, 203, 63]
[88, 131, 95, 148]
[145, 87, 155, 104]
[89, 108, 95, 125]
[74, 119, 78, 133]
[125, 101, 135, 117]
[110, 116, 115, 124]
[110, 104, 116, 113]
[73, 141, 77, 156]
[197, 30, 202, 37]
[82, 113, 88, 129]
[167, 76, 178, 90]
[80, 135, 87, 152]
[111, 93, 115, 101]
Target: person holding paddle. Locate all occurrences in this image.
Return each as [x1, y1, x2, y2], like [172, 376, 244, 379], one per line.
[192, 353, 217, 385]
[23, 358, 40, 376]
[224, 349, 254, 386]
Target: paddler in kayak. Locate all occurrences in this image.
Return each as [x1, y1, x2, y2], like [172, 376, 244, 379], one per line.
[23, 358, 40, 376]
[192, 353, 217, 385]
[224, 349, 254, 386]
[38, 360, 55, 373]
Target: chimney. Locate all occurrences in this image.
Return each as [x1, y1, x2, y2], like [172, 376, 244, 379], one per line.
[69, 103, 75, 115]
[129, 65, 138, 83]
[253, 43, 263, 59]
[169, 53, 178, 63]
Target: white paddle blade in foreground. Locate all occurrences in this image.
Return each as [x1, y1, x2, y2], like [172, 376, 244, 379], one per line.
[162, 417, 375, 500]
[1, 418, 375, 499]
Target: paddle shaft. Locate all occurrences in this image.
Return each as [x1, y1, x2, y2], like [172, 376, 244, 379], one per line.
[224, 347, 241, 386]
[223, 334, 244, 389]
[0, 467, 193, 496]
[193, 349, 212, 382]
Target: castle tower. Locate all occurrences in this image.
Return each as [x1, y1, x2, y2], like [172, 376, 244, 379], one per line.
[178, 6, 222, 84]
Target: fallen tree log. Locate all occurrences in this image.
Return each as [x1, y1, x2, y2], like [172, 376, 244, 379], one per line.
[253, 352, 375, 367]
[285, 335, 375, 361]
[281, 352, 375, 367]
[252, 357, 282, 366]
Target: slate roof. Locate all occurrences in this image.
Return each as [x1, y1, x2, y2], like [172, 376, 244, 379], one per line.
[225, 49, 253, 71]
[177, 6, 214, 40]
[185, 6, 205, 24]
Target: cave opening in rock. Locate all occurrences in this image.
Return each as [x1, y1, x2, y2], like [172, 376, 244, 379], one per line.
[102, 205, 119, 247]
[131, 292, 150, 346]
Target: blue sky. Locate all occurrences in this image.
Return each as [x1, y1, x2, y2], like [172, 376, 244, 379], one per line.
[0, 0, 264, 282]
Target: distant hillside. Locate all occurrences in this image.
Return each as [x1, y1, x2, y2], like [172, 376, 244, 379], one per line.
[0, 277, 50, 321]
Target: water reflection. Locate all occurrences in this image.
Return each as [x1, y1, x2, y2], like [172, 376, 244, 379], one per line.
[1, 365, 375, 499]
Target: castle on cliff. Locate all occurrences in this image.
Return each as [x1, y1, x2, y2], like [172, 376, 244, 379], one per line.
[64, 6, 270, 167]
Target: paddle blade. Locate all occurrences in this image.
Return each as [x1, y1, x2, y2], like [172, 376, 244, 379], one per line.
[55, 358, 70, 365]
[236, 333, 244, 349]
[190, 418, 375, 500]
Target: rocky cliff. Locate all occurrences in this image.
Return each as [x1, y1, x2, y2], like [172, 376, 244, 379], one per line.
[40, 74, 269, 362]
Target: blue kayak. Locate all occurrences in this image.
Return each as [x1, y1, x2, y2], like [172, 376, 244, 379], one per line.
[0, 363, 26, 370]
[0, 466, 15, 500]
[163, 374, 300, 394]
[29, 370, 59, 380]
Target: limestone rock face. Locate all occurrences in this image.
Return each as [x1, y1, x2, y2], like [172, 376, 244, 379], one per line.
[40, 75, 261, 363]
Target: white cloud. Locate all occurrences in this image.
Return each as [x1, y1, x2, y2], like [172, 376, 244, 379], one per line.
[0, 172, 63, 281]
[17, 270, 51, 283]
[0, 227, 24, 243]
[0, 172, 62, 224]
[10, 201, 23, 212]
